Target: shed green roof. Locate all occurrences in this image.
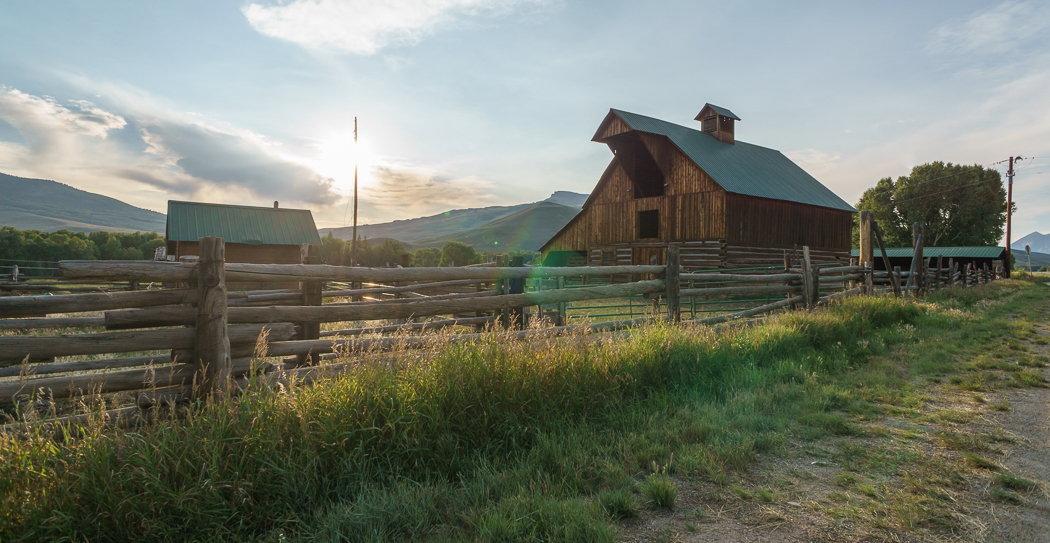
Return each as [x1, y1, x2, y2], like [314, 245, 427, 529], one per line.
[166, 201, 322, 246]
[605, 109, 856, 212]
[850, 247, 1006, 258]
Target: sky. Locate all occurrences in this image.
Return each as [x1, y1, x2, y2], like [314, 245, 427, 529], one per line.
[0, 0, 1048, 238]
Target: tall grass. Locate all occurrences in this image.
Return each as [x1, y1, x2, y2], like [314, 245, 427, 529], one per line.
[0, 296, 924, 542]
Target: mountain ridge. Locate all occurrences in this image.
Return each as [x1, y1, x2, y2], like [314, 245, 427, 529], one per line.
[0, 172, 166, 233]
[1012, 231, 1050, 254]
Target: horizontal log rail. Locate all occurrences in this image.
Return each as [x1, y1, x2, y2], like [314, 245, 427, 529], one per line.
[320, 316, 498, 337]
[106, 280, 665, 328]
[58, 260, 665, 283]
[0, 357, 268, 404]
[679, 272, 801, 282]
[0, 353, 174, 378]
[679, 285, 802, 297]
[322, 278, 486, 298]
[686, 295, 804, 326]
[0, 288, 197, 318]
[0, 323, 294, 361]
[0, 316, 106, 330]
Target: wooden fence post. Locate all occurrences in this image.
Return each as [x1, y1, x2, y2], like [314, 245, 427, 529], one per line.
[864, 262, 874, 295]
[802, 246, 815, 308]
[298, 243, 322, 366]
[665, 246, 680, 323]
[556, 275, 566, 325]
[194, 236, 230, 398]
[508, 256, 525, 329]
[948, 258, 954, 287]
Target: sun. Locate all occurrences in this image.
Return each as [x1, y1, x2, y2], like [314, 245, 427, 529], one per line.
[307, 131, 380, 195]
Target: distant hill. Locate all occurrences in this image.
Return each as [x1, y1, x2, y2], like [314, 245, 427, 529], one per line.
[1013, 231, 1050, 254]
[0, 172, 166, 233]
[413, 201, 581, 252]
[1015, 250, 1050, 270]
[320, 191, 587, 244]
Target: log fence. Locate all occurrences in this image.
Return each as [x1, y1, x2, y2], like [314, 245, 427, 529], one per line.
[0, 233, 1000, 428]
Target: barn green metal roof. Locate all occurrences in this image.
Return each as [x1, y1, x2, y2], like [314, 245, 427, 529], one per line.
[850, 247, 1006, 258]
[166, 201, 322, 246]
[700, 104, 740, 120]
[607, 109, 856, 212]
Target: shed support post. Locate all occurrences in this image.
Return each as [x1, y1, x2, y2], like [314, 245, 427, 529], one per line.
[948, 258, 954, 287]
[665, 246, 680, 323]
[194, 236, 230, 399]
[298, 243, 322, 366]
[859, 211, 873, 270]
[913, 222, 924, 294]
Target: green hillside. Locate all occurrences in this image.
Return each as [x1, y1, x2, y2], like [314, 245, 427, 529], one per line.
[0, 173, 166, 233]
[1016, 250, 1050, 270]
[319, 192, 587, 243]
[321, 203, 533, 242]
[414, 201, 581, 252]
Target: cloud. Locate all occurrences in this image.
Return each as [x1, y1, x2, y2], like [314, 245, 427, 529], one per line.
[0, 85, 336, 210]
[928, 1, 1050, 55]
[243, 0, 544, 54]
[137, 121, 336, 204]
[364, 164, 501, 216]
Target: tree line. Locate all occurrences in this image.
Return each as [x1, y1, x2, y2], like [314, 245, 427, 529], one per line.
[317, 233, 538, 267]
[0, 227, 165, 263]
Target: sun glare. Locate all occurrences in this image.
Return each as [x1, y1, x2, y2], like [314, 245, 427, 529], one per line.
[307, 131, 379, 194]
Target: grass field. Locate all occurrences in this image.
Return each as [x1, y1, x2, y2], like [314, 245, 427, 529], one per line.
[0, 278, 1047, 541]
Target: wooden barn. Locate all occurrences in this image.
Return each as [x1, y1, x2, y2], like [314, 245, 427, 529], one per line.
[165, 200, 322, 264]
[541, 104, 856, 270]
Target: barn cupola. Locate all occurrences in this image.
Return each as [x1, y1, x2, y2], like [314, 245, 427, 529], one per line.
[695, 104, 740, 144]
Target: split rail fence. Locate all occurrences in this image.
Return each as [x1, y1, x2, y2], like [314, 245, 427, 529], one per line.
[0, 232, 1002, 429]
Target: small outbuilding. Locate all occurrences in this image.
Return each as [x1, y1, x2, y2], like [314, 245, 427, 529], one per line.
[165, 200, 322, 264]
[541, 104, 856, 270]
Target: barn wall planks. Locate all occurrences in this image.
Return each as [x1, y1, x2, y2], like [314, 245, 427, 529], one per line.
[724, 193, 853, 250]
[169, 242, 304, 264]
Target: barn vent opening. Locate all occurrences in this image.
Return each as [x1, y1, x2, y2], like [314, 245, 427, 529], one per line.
[638, 209, 659, 239]
[608, 133, 665, 198]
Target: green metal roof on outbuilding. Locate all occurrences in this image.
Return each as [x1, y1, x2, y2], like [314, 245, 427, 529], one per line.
[850, 247, 1006, 258]
[166, 201, 322, 246]
[603, 109, 856, 212]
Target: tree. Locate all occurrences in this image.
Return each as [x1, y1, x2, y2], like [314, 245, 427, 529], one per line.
[439, 241, 480, 267]
[410, 247, 441, 267]
[856, 162, 1008, 248]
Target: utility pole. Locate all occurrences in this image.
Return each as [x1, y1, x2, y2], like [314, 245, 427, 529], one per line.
[1005, 156, 1021, 279]
[350, 117, 359, 267]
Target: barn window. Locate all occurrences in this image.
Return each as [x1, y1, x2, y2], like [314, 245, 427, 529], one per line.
[638, 209, 659, 239]
[701, 115, 717, 132]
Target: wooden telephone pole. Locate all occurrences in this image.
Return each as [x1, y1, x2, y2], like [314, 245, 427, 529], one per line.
[350, 117, 359, 267]
[1005, 156, 1022, 279]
